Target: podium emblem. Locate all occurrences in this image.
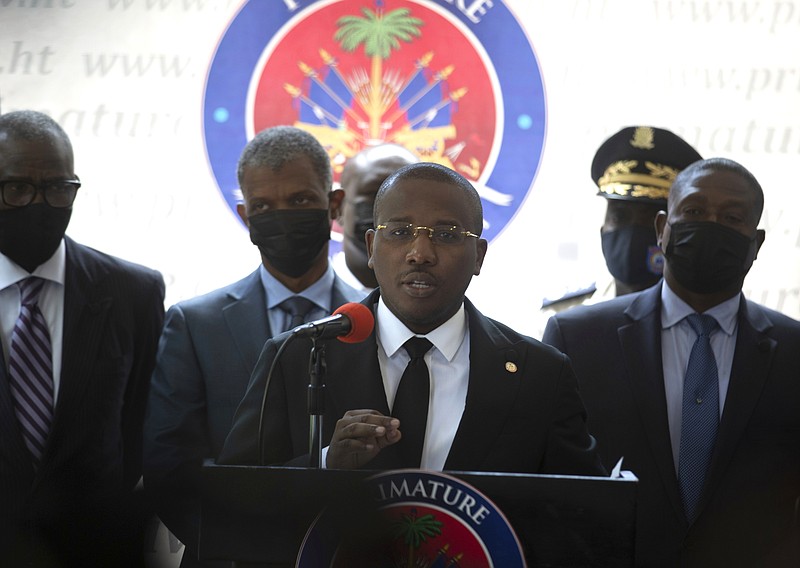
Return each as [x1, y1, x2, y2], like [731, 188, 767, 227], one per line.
[297, 470, 526, 567]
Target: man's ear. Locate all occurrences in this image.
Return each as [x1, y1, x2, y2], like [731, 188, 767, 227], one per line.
[366, 229, 376, 269]
[473, 238, 488, 276]
[328, 189, 345, 220]
[754, 228, 766, 259]
[237, 203, 249, 227]
[654, 211, 667, 249]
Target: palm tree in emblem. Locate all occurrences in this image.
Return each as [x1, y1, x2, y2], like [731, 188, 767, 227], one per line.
[334, 2, 423, 141]
[391, 508, 443, 568]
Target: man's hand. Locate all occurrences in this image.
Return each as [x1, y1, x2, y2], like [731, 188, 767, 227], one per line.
[326, 409, 400, 469]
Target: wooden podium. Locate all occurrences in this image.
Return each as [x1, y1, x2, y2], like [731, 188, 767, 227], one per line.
[200, 462, 637, 567]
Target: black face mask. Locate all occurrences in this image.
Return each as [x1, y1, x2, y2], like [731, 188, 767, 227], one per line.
[248, 209, 330, 278]
[664, 221, 757, 294]
[601, 226, 664, 287]
[0, 204, 72, 272]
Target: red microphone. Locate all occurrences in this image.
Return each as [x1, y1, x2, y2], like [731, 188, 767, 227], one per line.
[289, 302, 374, 343]
[332, 302, 375, 343]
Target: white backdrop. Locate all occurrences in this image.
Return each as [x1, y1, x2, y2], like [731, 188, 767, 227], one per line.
[2, 0, 799, 564]
[2, 0, 799, 339]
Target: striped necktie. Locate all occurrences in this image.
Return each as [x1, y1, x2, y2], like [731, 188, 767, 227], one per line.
[8, 277, 54, 467]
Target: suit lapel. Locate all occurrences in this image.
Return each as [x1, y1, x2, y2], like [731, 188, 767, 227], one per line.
[222, 270, 271, 376]
[618, 286, 686, 522]
[331, 274, 363, 307]
[325, 291, 387, 417]
[45, 241, 112, 472]
[445, 301, 522, 471]
[699, 299, 773, 516]
[325, 336, 388, 418]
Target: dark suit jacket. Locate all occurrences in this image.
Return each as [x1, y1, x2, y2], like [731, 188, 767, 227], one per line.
[142, 269, 363, 565]
[0, 237, 165, 567]
[218, 290, 605, 479]
[543, 283, 800, 567]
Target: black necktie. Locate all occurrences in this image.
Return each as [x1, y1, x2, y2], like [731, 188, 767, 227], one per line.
[392, 337, 433, 468]
[278, 296, 315, 332]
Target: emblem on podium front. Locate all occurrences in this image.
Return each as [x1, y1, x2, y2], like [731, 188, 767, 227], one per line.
[297, 470, 526, 567]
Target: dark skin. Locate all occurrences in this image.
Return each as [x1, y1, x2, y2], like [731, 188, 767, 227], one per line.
[326, 177, 487, 469]
[601, 199, 663, 296]
[339, 144, 417, 288]
[0, 130, 76, 272]
[236, 155, 343, 293]
[0, 130, 75, 211]
[655, 167, 765, 314]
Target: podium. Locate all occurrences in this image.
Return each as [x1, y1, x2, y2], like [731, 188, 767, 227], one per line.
[200, 462, 637, 567]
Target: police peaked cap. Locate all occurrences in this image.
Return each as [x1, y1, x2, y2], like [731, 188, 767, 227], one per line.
[591, 126, 702, 205]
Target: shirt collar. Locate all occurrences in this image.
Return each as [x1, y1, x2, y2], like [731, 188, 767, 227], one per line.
[660, 281, 741, 336]
[259, 262, 335, 312]
[0, 239, 66, 291]
[376, 296, 467, 362]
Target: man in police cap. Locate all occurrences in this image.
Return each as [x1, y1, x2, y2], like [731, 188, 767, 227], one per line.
[543, 157, 800, 566]
[541, 126, 702, 320]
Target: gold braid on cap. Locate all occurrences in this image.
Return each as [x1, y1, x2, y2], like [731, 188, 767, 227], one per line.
[597, 160, 679, 200]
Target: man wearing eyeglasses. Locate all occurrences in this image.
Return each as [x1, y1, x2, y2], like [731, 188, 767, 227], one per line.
[219, 162, 604, 478]
[0, 110, 165, 566]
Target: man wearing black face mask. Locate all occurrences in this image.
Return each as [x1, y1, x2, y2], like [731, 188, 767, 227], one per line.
[143, 125, 363, 567]
[332, 143, 418, 292]
[540, 127, 702, 327]
[596, 127, 704, 296]
[543, 158, 800, 567]
[0, 110, 166, 566]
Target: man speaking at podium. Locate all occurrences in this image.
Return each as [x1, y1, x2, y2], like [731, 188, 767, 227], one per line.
[219, 162, 604, 477]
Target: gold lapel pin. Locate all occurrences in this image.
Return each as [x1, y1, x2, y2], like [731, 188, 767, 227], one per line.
[505, 362, 518, 373]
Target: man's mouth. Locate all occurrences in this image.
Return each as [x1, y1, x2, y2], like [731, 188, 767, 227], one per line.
[401, 273, 437, 295]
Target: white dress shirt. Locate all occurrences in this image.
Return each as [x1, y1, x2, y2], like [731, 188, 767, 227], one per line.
[324, 298, 471, 471]
[375, 298, 471, 471]
[0, 240, 66, 401]
[660, 283, 740, 472]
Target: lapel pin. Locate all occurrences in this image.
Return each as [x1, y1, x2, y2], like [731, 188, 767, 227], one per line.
[505, 361, 518, 373]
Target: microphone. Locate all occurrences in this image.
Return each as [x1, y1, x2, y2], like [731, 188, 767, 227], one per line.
[290, 302, 374, 343]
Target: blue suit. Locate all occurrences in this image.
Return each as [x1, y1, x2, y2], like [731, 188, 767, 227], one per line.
[543, 283, 800, 567]
[0, 237, 165, 566]
[143, 268, 363, 565]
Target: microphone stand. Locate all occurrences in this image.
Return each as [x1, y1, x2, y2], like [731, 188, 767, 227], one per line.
[307, 339, 326, 468]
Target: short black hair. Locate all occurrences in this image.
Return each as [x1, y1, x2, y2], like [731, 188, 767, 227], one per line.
[671, 157, 765, 223]
[374, 162, 484, 234]
[236, 125, 332, 191]
[0, 110, 70, 144]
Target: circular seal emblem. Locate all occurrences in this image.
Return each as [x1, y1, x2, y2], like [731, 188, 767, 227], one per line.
[203, 0, 546, 252]
[297, 470, 526, 567]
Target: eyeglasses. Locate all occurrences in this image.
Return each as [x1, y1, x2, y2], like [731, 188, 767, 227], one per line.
[0, 179, 81, 208]
[375, 222, 479, 245]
